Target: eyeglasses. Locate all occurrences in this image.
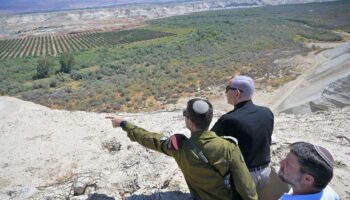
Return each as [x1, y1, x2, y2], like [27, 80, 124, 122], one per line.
[183, 109, 188, 117]
[225, 86, 243, 93]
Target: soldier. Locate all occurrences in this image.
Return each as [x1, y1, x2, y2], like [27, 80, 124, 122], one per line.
[106, 98, 257, 200]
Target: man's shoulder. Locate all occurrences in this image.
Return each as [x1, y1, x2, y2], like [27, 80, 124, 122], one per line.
[253, 104, 274, 116]
[220, 110, 240, 119]
[255, 104, 272, 111]
[166, 134, 188, 151]
[221, 136, 239, 145]
[280, 186, 340, 200]
[321, 186, 340, 200]
[202, 132, 238, 148]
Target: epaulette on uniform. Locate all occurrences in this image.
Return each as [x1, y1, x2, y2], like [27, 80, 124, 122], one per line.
[221, 136, 238, 145]
[167, 134, 187, 151]
[221, 136, 244, 162]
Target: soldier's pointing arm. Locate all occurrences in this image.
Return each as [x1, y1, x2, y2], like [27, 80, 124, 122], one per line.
[105, 116, 177, 157]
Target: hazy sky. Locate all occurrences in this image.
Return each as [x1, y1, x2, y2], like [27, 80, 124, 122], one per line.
[0, 0, 184, 13]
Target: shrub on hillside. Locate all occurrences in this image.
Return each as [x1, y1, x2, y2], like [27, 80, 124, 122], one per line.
[59, 53, 75, 73]
[49, 79, 58, 88]
[70, 71, 83, 80]
[35, 57, 54, 79]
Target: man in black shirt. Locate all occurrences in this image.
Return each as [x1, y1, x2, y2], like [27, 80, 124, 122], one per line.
[211, 75, 274, 194]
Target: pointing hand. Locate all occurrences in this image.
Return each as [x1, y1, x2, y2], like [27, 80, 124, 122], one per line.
[105, 116, 124, 128]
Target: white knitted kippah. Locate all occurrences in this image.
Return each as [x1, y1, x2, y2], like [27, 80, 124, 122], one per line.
[314, 145, 334, 169]
[193, 100, 209, 114]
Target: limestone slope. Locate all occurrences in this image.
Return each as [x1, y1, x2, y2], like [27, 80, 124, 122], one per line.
[276, 40, 350, 114]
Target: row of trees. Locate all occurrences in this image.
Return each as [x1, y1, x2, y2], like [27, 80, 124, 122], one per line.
[0, 33, 107, 60]
[0, 30, 175, 60]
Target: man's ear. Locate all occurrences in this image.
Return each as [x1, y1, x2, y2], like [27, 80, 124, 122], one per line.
[302, 173, 315, 186]
[236, 89, 242, 98]
[188, 119, 194, 128]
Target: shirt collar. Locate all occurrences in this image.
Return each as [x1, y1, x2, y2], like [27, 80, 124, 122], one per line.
[234, 100, 253, 110]
[190, 130, 215, 140]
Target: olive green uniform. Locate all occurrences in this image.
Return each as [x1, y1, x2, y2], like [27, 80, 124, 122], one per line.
[122, 122, 257, 200]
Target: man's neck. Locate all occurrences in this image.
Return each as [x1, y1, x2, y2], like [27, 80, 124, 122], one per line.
[234, 99, 252, 107]
[292, 186, 322, 195]
[190, 128, 207, 135]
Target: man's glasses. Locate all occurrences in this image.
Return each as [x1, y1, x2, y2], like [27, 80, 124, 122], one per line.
[183, 109, 188, 117]
[225, 86, 243, 93]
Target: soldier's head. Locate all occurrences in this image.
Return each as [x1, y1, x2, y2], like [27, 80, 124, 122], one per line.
[278, 142, 334, 194]
[226, 75, 254, 106]
[183, 98, 213, 132]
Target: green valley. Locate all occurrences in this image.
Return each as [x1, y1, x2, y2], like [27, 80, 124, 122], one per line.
[0, 0, 349, 112]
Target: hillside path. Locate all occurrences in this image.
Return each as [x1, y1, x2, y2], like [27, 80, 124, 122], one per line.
[271, 50, 328, 112]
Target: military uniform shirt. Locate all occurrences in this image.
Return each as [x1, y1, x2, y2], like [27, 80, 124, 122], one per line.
[122, 122, 257, 200]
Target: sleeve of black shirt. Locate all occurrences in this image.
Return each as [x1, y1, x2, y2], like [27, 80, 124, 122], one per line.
[211, 117, 225, 136]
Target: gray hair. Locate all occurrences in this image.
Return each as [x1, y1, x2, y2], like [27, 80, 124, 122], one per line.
[230, 75, 254, 99]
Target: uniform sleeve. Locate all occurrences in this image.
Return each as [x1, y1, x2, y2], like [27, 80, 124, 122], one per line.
[229, 146, 258, 200]
[122, 122, 176, 157]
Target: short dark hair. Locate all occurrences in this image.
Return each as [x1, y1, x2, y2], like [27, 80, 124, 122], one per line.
[184, 98, 213, 130]
[290, 142, 334, 190]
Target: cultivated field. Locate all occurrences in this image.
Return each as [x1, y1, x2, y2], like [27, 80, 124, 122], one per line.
[0, 1, 349, 112]
[0, 30, 175, 60]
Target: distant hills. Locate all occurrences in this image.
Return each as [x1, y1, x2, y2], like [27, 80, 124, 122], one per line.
[0, 0, 186, 14]
[0, 0, 338, 14]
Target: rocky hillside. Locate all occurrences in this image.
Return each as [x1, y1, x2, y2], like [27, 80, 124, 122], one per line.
[0, 96, 349, 200]
[276, 40, 350, 114]
[310, 75, 350, 111]
[0, 0, 338, 39]
[262, 0, 337, 5]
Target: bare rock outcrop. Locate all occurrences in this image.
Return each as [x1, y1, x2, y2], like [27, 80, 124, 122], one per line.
[276, 40, 350, 114]
[310, 75, 350, 111]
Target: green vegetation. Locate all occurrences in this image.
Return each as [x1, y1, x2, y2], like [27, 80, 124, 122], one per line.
[59, 52, 75, 73]
[0, 1, 349, 112]
[36, 57, 54, 79]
